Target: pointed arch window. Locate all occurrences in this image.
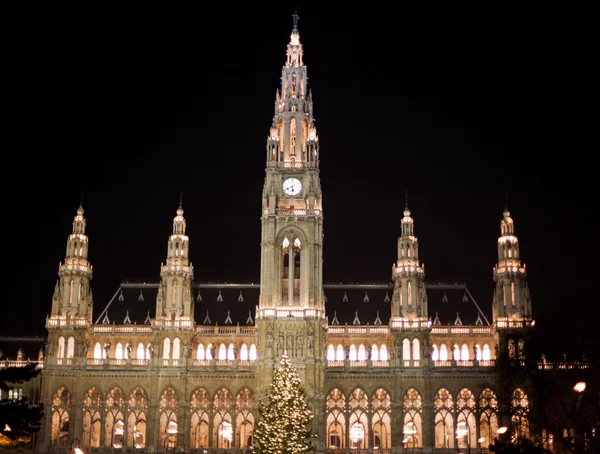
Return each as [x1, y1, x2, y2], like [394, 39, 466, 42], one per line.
[212, 388, 233, 448]
[453, 344, 460, 361]
[227, 344, 235, 361]
[349, 345, 357, 361]
[197, 344, 205, 360]
[327, 344, 335, 361]
[403, 388, 422, 448]
[66, 337, 75, 358]
[371, 388, 392, 449]
[206, 343, 213, 360]
[57, 337, 65, 359]
[163, 338, 171, 359]
[357, 344, 366, 361]
[431, 344, 439, 361]
[461, 344, 469, 361]
[336, 344, 344, 361]
[240, 344, 248, 361]
[479, 388, 499, 448]
[456, 388, 477, 451]
[412, 339, 421, 363]
[403, 339, 411, 364]
[218, 343, 227, 360]
[82, 387, 102, 448]
[104, 387, 125, 448]
[439, 344, 448, 361]
[511, 388, 530, 438]
[172, 338, 181, 360]
[407, 282, 412, 305]
[434, 388, 454, 449]
[249, 344, 257, 361]
[137, 343, 145, 360]
[482, 344, 491, 360]
[326, 389, 346, 449]
[115, 343, 124, 360]
[370, 345, 379, 361]
[236, 388, 255, 448]
[379, 344, 388, 361]
[159, 387, 179, 448]
[190, 388, 210, 448]
[127, 387, 148, 448]
[93, 342, 102, 360]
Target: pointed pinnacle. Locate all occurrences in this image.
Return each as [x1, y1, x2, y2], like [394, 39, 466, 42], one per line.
[292, 8, 300, 32]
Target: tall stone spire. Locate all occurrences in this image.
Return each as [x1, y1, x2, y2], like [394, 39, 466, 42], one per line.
[155, 201, 195, 323]
[266, 10, 318, 168]
[493, 207, 532, 323]
[51, 203, 93, 318]
[391, 202, 428, 323]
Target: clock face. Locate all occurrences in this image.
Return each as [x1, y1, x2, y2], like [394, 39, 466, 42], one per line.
[282, 177, 303, 196]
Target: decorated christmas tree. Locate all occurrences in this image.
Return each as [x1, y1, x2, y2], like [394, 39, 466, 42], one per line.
[253, 352, 314, 454]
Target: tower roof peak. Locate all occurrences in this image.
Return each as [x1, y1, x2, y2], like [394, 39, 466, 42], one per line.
[292, 8, 300, 32]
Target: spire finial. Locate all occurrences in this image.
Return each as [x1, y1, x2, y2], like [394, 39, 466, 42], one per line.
[292, 8, 300, 32]
[503, 193, 510, 217]
[405, 190, 409, 210]
[79, 189, 84, 209]
[179, 190, 183, 209]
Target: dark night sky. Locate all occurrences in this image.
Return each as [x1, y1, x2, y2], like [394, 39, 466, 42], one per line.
[3, 5, 598, 342]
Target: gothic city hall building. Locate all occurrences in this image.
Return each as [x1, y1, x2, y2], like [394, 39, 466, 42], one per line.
[36, 15, 536, 454]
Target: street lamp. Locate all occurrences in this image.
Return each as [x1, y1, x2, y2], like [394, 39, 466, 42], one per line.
[69, 438, 83, 454]
[574, 381, 586, 393]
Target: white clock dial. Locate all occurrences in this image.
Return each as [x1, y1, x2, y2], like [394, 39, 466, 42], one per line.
[282, 177, 303, 196]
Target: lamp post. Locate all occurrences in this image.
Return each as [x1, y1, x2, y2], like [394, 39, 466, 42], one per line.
[573, 381, 587, 452]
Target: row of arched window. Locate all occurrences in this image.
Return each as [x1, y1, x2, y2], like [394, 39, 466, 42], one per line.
[325, 341, 494, 362]
[50, 384, 529, 450]
[326, 387, 529, 450]
[50, 385, 255, 449]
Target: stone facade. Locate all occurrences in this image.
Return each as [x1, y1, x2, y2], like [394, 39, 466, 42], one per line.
[34, 15, 535, 454]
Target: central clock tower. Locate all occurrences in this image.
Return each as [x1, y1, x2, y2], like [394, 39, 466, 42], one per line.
[255, 12, 326, 452]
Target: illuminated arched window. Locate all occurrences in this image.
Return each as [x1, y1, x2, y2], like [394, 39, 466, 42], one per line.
[483, 344, 491, 360]
[336, 344, 344, 361]
[236, 388, 255, 449]
[461, 344, 469, 361]
[206, 344, 213, 360]
[431, 344, 439, 361]
[228, 344, 235, 361]
[218, 344, 227, 360]
[475, 344, 482, 361]
[104, 387, 125, 448]
[212, 388, 233, 448]
[440, 344, 448, 361]
[326, 389, 346, 449]
[434, 388, 454, 449]
[127, 387, 148, 448]
[371, 345, 379, 361]
[456, 388, 477, 451]
[249, 344, 257, 361]
[57, 337, 65, 359]
[327, 344, 335, 360]
[190, 388, 210, 448]
[197, 344, 205, 360]
[479, 388, 499, 448]
[371, 389, 391, 449]
[163, 338, 171, 359]
[380, 344, 389, 361]
[453, 344, 460, 361]
[172, 338, 181, 360]
[349, 345, 357, 361]
[357, 344, 366, 361]
[82, 387, 102, 448]
[115, 343, 124, 360]
[66, 337, 75, 358]
[403, 388, 422, 448]
[403, 339, 411, 362]
[511, 388, 530, 438]
[137, 343, 145, 360]
[159, 387, 179, 448]
[93, 342, 102, 360]
[412, 339, 421, 362]
[240, 344, 248, 361]
[51, 387, 71, 446]
[348, 389, 368, 450]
